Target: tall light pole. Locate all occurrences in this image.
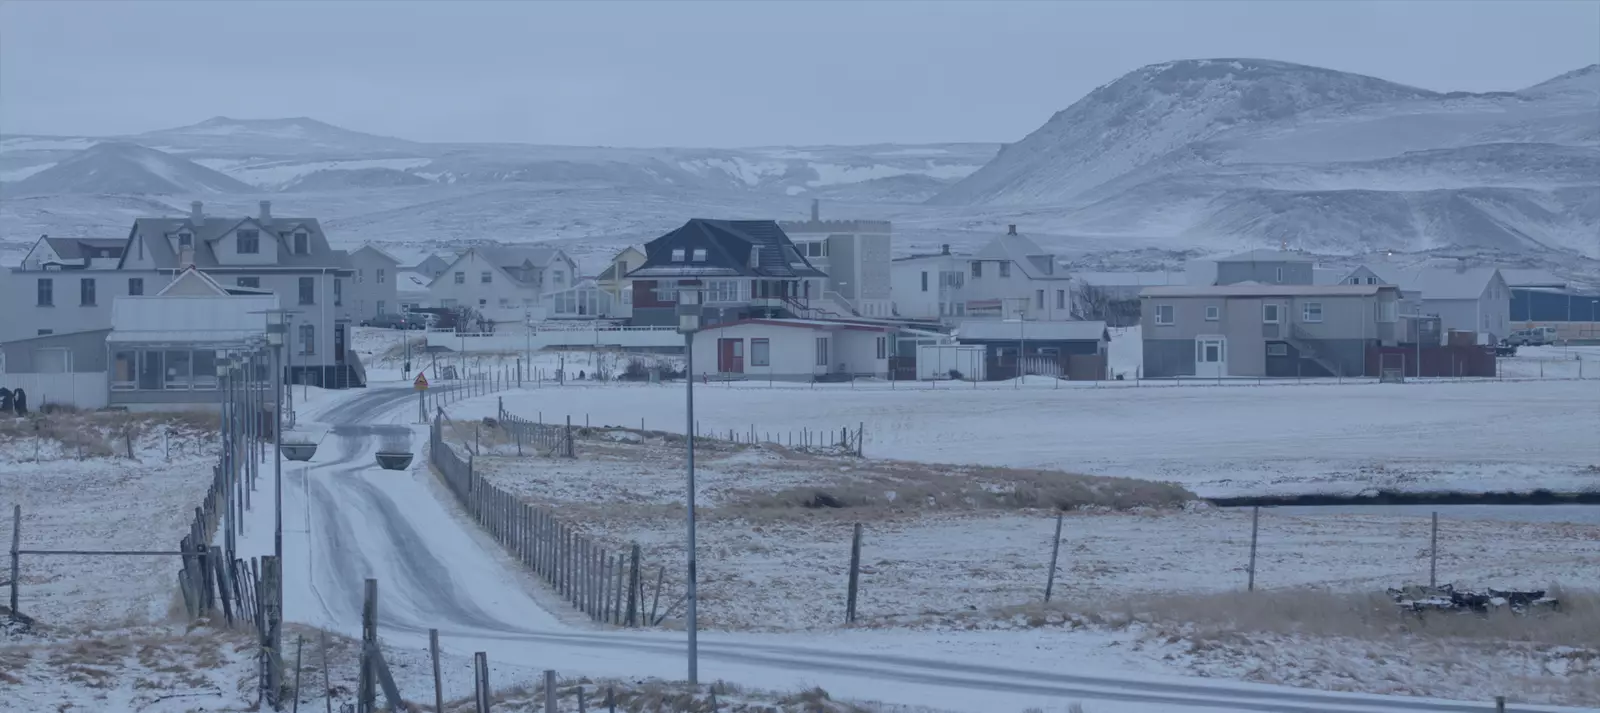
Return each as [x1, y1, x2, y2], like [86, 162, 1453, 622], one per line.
[675, 280, 702, 686]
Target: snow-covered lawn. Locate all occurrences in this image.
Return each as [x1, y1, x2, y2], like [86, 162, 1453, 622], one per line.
[0, 411, 221, 626]
[466, 378, 1600, 498]
[1500, 345, 1600, 380]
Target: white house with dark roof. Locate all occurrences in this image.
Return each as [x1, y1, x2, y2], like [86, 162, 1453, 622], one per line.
[4, 200, 363, 388]
[1342, 263, 1510, 342]
[960, 225, 1073, 320]
[426, 243, 580, 324]
[349, 244, 401, 320]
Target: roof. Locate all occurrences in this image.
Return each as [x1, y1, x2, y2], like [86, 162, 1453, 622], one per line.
[1141, 284, 1395, 298]
[1312, 268, 1348, 285]
[972, 230, 1067, 280]
[125, 213, 347, 271]
[397, 270, 431, 294]
[1354, 264, 1501, 300]
[481, 244, 564, 271]
[156, 266, 230, 296]
[351, 244, 402, 265]
[42, 237, 126, 261]
[957, 320, 1108, 342]
[1076, 271, 1187, 287]
[704, 318, 891, 333]
[1219, 249, 1315, 264]
[1500, 269, 1566, 289]
[629, 219, 826, 280]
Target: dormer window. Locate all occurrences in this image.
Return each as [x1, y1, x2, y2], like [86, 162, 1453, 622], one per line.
[294, 232, 309, 255]
[691, 248, 707, 262]
[671, 248, 686, 262]
[237, 230, 260, 254]
[177, 232, 193, 249]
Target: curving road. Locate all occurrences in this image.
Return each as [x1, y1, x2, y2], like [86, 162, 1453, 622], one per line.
[242, 386, 1580, 713]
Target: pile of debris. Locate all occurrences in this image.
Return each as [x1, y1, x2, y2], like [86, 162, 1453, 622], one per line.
[1388, 584, 1559, 615]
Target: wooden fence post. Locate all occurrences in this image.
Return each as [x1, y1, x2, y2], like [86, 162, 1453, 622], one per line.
[9, 505, 20, 616]
[474, 651, 492, 713]
[1044, 511, 1064, 602]
[359, 578, 377, 713]
[430, 629, 444, 713]
[1430, 511, 1439, 588]
[626, 544, 641, 627]
[846, 523, 863, 624]
[543, 669, 558, 713]
[1247, 506, 1260, 592]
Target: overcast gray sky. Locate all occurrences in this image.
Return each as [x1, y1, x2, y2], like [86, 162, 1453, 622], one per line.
[2, 0, 1595, 147]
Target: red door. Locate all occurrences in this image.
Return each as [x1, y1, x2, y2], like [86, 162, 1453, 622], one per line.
[717, 338, 744, 373]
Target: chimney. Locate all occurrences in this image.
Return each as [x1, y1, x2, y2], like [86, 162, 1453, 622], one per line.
[1455, 257, 1467, 273]
[259, 200, 272, 221]
[941, 243, 950, 255]
[190, 201, 203, 223]
[179, 246, 195, 269]
[810, 199, 820, 222]
[1007, 224, 1017, 236]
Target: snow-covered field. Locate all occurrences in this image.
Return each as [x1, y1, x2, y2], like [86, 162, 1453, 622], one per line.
[0, 412, 220, 626]
[466, 378, 1600, 498]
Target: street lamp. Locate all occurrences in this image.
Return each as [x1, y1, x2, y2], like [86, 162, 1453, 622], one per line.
[676, 280, 702, 686]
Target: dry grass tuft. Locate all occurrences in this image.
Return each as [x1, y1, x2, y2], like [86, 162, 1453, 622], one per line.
[0, 409, 219, 461]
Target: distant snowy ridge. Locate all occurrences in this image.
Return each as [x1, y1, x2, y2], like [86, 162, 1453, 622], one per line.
[932, 58, 1600, 258]
[7, 142, 252, 196]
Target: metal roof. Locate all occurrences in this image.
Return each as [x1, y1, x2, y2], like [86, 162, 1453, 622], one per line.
[1353, 264, 1501, 300]
[957, 319, 1108, 342]
[1141, 284, 1394, 298]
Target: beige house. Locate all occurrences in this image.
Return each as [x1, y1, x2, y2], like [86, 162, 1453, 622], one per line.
[595, 245, 645, 320]
[1139, 284, 1402, 378]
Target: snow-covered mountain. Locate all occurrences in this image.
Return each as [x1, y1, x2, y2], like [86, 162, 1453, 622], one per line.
[7, 141, 252, 195]
[933, 59, 1600, 258]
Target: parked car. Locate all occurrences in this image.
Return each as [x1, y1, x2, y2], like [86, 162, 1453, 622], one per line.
[1506, 326, 1558, 346]
[360, 313, 429, 330]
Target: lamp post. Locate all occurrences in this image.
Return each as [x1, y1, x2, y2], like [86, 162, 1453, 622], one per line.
[676, 280, 702, 686]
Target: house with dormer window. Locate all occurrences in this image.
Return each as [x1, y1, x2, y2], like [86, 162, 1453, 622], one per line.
[625, 218, 830, 328]
[425, 243, 579, 324]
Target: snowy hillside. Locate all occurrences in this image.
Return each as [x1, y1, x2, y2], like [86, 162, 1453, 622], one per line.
[932, 59, 1600, 258]
[6, 142, 253, 196]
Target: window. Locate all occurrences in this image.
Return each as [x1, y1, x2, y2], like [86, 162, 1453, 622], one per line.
[1378, 301, 1398, 323]
[237, 277, 260, 288]
[1274, 267, 1284, 283]
[1302, 302, 1323, 323]
[79, 278, 96, 306]
[334, 278, 343, 306]
[999, 262, 1011, 278]
[36, 278, 53, 306]
[553, 270, 565, 287]
[128, 277, 143, 296]
[441, 299, 458, 309]
[692, 248, 707, 262]
[192, 351, 218, 389]
[452, 271, 465, 284]
[299, 277, 315, 305]
[36, 329, 52, 336]
[499, 297, 511, 308]
[478, 298, 487, 306]
[164, 350, 192, 389]
[1035, 289, 1045, 310]
[921, 272, 928, 292]
[1154, 304, 1174, 325]
[1482, 313, 1489, 329]
[478, 271, 491, 284]
[376, 268, 386, 284]
[751, 338, 771, 367]
[875, 336, 887, 359]
[671, 248, 686, 262]
[376, 300, 386, 315]
[356, 269, 364, 284]
[1056, 289, 1066, 310]
[299, 324, 316, 355]
[1366, 277, 1377, 285]
[294, 232, 309, 255]
[177, 232, 192, 249]
[1205, 305, 1219, 321]
[971, 261, 982, 278]
[705, 280, 740, 302]
[815, 337, 829, 366]
[1262, 303, 1281, 323]
[237, 230, 259, 254]
[112, 350, 136, 390]
[1267, 343, 1289, 357]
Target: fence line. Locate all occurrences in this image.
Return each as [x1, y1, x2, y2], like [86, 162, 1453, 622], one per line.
[430, 407, 648, 626]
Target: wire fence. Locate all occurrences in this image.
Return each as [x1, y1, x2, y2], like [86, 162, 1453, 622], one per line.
[431, 408, 655, 627]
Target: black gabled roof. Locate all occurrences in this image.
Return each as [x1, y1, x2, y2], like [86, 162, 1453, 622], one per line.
[627, 219, 826, 280]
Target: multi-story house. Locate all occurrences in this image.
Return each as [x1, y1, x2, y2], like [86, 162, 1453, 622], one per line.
[4, 234, 171, 344]
[426, 244, 580, 324]
[960, 225, 1073, 320]
[3, 201, 362, 389]
[1341, 263, 1510, 344]
[1139, 283, 1402, 378]
[889, 245, 970, 320]
[777, 200, 893, 318]
[349, 244, 401, 320]
[626, 218, 829, 328]
[594, 245, 646, 320]
[117, 201, 359, 387]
